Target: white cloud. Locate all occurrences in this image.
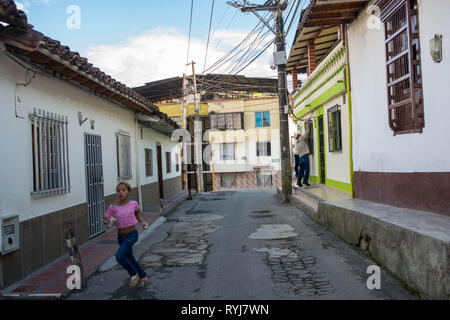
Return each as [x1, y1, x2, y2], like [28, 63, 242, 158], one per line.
[15, 1, 30, 12]
[85, 27, 277, 88]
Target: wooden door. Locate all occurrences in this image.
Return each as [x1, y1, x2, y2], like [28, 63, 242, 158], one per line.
[156, 143, 164, 199]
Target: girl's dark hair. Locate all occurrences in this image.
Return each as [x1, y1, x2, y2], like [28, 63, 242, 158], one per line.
[116, 182, 131, 192]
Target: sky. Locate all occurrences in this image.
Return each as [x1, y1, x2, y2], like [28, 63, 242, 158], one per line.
[16, 0, 305, 88]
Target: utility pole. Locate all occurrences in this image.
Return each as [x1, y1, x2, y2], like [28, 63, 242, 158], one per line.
[191, 61, 204, 193]
[181, 73, 192, 200]
[228, 0, 292, 201]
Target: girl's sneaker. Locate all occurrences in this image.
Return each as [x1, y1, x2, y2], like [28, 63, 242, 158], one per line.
[130, 274, 139, 288]
[138, 276, 148, 288]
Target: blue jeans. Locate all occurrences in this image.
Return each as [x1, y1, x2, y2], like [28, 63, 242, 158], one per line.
[294, 155, 300, 177]
[297, 154, 310, 185]
[116, 230, 146, 278]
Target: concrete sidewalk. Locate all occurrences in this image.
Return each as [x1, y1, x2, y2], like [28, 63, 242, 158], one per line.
[284, 185, 450, 300]
[0, 190, 188, 300]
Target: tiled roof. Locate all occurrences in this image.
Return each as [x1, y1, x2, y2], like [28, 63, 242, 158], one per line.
[0, 0, 179, 132]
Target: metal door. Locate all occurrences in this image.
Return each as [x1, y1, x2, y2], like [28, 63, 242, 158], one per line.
[84, 133, 105, 238]
[318, 116, 326, 184]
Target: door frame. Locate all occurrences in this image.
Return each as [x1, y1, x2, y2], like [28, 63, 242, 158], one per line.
[317, 115, 326, 185]
[156, 142, 164, 199]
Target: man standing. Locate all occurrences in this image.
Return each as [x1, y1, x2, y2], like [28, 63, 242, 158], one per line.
[294, 121, 311, 187]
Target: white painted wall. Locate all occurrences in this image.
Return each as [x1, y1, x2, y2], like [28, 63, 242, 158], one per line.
[138, 127, 181, 186]
[323, 95, 351, 184]
[348, 0, 450, 173]
[0, 54, 177, 222]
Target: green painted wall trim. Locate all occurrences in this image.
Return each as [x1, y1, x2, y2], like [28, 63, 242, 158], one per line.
[345, 52, 354, 199]
[294, 45, 346, 100]
[325, 178, 352, 194]
[294, 80, 346, 119]
[295, 65, 346, 110]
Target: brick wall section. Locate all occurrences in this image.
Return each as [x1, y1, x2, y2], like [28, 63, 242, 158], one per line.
[292, 69, 299, 91]
[308, 41, 316, 75]
[214, 171, 282, 191]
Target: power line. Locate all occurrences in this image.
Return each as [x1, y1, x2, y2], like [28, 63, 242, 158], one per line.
[203, 0, 215, 74]
[186, 0, 194, 66]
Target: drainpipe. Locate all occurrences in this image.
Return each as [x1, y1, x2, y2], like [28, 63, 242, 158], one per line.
[134, 113, 144, 211]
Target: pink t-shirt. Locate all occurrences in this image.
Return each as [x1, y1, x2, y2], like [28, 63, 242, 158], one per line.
[104, 201, 139, 229]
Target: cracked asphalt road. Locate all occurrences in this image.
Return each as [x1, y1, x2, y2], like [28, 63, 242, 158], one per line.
[68, 189, 416, 300]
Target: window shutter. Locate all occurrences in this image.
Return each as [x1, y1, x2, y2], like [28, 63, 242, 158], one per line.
[255, 112, 262, 127]
[378, 0, 424, 134]
[233, 113, 242, 129]
[264, 112, 271, 127]
[218, 114, 226, 130]
[210, 114, 217, 130]
[226, 113, 234, 129]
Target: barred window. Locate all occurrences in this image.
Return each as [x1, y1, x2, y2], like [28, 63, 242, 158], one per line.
[145, 149, 153, 177]
[117, 130, 132, 180]
[30, 108, 71, 197]
[257, 142, 272, 157]
[256, 171, 272, 187]
[328, 106, 342, 152]
[378, 0, 424, 134]
[175, 153, 180, 172]
[221, 173, 236, 187]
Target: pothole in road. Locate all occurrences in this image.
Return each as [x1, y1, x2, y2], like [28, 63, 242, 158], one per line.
[251, 210, 272, 214]
[140, 214, 223, 268]
[249, 224, 298, 240]
[255, 239, 335, 298]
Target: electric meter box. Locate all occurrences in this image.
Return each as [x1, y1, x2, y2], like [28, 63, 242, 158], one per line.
[273, 51, 287, 66]
[1, 215, 20, 255]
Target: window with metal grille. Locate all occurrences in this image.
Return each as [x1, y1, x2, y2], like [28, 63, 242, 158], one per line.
[166, 152, 172, 173]
[175, 153, 180, 172]
[117, 130, 132, 180]
[210, 113, 243, 130]
[328, 106, 342, 152]
[145, 148, 153, 177]
[220, 143, 235, 160]
[256, 171, 272, 186]
[255, 112, 270, 127]
[30, 108, 71, 198]
[221, 173, 236, 187]
[379, 0, 424, 134]
[257, 142, 272, 157]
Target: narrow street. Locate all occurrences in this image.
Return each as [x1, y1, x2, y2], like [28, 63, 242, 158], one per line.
[69, 190, 415, 300]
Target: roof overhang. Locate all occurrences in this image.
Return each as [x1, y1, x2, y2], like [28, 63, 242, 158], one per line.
[287, 0, 369, 73]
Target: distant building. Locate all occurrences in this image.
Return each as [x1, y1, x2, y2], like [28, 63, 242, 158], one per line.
[135, 75, 281, 191]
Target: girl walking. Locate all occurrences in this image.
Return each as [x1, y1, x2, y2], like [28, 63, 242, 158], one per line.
[104, 182, 149, 288]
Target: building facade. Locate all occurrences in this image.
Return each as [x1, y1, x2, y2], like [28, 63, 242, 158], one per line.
[0, 3, 181, 288]
[347, 0, 450, 215]
[208, 97, 282, 190]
